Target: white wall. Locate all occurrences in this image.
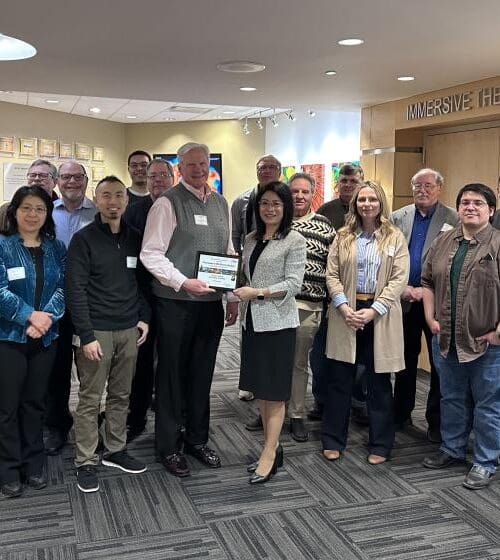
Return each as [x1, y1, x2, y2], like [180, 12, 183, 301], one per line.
[264, 109, 361, 200]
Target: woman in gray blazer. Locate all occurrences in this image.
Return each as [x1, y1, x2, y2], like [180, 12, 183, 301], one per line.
[234, 182, 306, 484]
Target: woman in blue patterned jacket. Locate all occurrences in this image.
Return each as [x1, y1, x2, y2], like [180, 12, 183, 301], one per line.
[0, 185, 66, 498]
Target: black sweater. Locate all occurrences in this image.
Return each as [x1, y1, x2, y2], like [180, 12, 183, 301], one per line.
[66, 214, 151, 345]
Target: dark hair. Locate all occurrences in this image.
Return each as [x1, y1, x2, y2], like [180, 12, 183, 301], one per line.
[95, 175, 126, 192]
[456, 183, 497, 222]
[4, 185, 55, 239]
[127, 150, 152, 166]
[254, 181, 293, 240]
[338, 163, 364, 180]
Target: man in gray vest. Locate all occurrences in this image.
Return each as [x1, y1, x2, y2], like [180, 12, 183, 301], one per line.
[141, 142, 238, 477]
[391, 168, 458, 442]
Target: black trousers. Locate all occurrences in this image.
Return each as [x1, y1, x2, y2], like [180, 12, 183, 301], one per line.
[321, 301, 394, 457]
[393, 301, 441, 430]
[155, 298, 224, 458]
[127, 315, 156, 431]
[310, 310, 330, 408]
[45, 312, 74, 436]
[0, 339, 57, 484]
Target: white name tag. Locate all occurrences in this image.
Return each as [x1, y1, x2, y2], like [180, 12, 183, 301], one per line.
[441, 223, 454, 232]
[127, 256, 137, 268]
[386, 245, 396, 257]
[7, 266, 26, 281]
[194, 214, 208, 226]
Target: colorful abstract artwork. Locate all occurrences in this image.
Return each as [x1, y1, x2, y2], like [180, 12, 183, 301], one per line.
[154, 153, 223, 193]
[281, 165, 297, 183]
[301, 163, 325, 211]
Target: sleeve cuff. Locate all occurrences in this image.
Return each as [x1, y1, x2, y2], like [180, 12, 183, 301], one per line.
[170, 271, 188, 292]
[332, 293, 348, 308]
[372, 301, 388, 316]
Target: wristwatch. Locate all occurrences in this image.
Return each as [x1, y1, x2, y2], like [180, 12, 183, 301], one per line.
[257, 289, 265, 301]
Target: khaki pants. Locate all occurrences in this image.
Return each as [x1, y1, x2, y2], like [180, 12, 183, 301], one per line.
[74, 328, 138, 467]
[289, 308, 321, 418]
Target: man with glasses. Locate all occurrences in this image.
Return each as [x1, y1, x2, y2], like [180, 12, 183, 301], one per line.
[124, 158, 174, 441]
[231, 155, 282, 254]
[127, 150, 152, 205]
[0, 159, 58, 231]
[45, 161, 97, 455]
[391, 168, 458, 442]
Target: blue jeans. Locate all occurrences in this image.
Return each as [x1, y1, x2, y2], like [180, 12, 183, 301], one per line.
[432, 337, 500, 473]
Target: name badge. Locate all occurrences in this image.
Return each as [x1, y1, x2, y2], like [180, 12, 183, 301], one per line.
[386, 246, 396, 257]
[127, 257, 137, 269]
[441, 223, 454, 232]
[7, 266, 26, 281]
[194, 214, 208, 226]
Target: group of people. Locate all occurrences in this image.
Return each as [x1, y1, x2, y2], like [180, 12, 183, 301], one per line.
[0, 144, 498, 499]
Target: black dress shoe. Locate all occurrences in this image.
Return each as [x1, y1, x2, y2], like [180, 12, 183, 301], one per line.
[307, 407, 323, 421]
[184, 444, 221, 468]
[1, 480, 23, 498]
[160, 453, 190, 477]
[27, 472, 47, 490]
[463, 466, 493, 490]
[249, 446, 283, 484]
[244, 415, 263, 432]
[422, 451, 464, 469]
[247, 445, 283, 473]
[290, 418, 309, 442]
[427, 427, 442, 444]
[45, 431, 67, 456]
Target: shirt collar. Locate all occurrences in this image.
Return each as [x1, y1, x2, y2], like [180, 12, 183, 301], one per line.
[453, 223, 493, 244]
[180, 179, 211, 202]
[415, 202, 437, 219]
[293, 211, 315, 223]
[53, 196, 95, 211]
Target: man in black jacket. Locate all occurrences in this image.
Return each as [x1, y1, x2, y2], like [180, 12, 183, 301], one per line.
[66, 176, 150, 493]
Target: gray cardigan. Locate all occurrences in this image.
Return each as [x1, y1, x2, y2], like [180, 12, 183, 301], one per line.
[240, 230, 306, 332]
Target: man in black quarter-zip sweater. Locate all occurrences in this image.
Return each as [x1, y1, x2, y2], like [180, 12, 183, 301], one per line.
[66, 176, 150, 494]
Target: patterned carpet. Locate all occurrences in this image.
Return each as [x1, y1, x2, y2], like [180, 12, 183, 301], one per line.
[1, 322, 499, 560]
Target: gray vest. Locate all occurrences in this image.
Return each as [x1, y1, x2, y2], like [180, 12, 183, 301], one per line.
[152, 183, 230, 301]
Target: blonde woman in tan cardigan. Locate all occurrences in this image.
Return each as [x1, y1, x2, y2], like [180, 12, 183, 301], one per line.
[322, 182, 409, 464]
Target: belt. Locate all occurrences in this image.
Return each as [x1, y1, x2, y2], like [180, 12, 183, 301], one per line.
[356, 293, 375, 301]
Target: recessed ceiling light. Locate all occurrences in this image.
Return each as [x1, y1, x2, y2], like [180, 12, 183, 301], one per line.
[126, 115, 138, 119]
[222, 110, 236, 114]
[0, 90, 13, 93]
[324, 70, 337, 76]
[45, 99, 60, 104]
[397, 76, 415, 81]
[0, 33, 36, 61]
[89, 107, 101, 113]
[337, 38, 364, 46]
[240, 86, 257, 92]
[217, 61, 266, 73]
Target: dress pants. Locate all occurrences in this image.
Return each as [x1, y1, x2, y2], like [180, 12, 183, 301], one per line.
[127, 315, 156, 431]
[45, 312, 74, 437]
[0, 340, 56, 484]
[74, 328, 138, 467]
[310, 308, 330, 409]
[155, 298, 224, 458]
[394, 301, 441, 430]
[321, 301, 395, 457]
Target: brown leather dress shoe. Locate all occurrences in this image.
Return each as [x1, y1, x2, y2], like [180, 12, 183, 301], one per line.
[160, 453, 190, 477]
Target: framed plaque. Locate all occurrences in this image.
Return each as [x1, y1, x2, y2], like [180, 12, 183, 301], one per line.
[92, 146, 104, 161]
[91, 165, 106, 182]
[195, 251, 241, 291]
[0, 136, 15, 154]
[59, 142, 74, 159]
[75, 143, 91, 160]
[39, 138, 57, 158]
[19, 137, 37, 157]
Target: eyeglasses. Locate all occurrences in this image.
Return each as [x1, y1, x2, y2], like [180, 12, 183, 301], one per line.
[129, 162, 148, 169]
[59, 173, 86, 182]
[412, 182, 437, 191]
[257, 164, 280, 171]
[18, 205, 47, 215]
[459, 199, 489, 208]
[148, 172, 173, 179]
[259, 201, 283, 209]
[27, 172, 52, 180]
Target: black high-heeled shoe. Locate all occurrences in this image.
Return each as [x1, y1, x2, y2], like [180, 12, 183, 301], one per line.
[248, 445, 283, 484]
[247, 444, 283, 473]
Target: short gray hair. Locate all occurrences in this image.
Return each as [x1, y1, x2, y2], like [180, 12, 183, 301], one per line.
[411, 168, 444, 187]
[147, 158, 174, 176]
[177, 142, 210, 163]
[28, 159, 58, 178]
[58, 160, 87, 176]
[288, 172, 315, 192]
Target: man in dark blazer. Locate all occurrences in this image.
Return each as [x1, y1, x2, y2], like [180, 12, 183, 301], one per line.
[391, 168, 459, 442]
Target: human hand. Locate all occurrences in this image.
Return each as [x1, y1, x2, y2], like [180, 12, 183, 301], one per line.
[428, 319, 440, 335]
[181, 278, 216, 295]
[26, 324, 43, 339]
[352, 308, 378, 328]
[476, 330, 500, 346]
[412, 287, 423, 302]
[401, 286, 416, 301]
[233, 287, 258, 301]
[137, 321, 149, 346]
[338, 304, 363, 330]
[225, 301, 239, 325]
[29, 311, 53, 334]
[83, 340, 104, 361]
